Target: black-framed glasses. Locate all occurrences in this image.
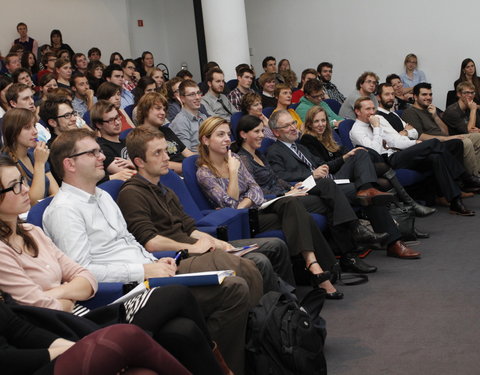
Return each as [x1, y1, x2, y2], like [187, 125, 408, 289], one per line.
[0, 176, 26, 195]
[67, 148, 104, 158]
[56, 111, 78, 120]
[101, 115, 121, 125]
[183, 91, 202, 98]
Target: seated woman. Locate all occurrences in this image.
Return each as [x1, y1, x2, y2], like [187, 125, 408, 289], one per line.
[35, 73, 58, 106]
[54, 58, 72, 89]
[0, 76, 12, 118]
[149, 67, 168, 97]
[400, 53, 426, 92]
[132, 76, 157, 125]
[257, 72, 277, 108]
[273, 83, 303, 131]
[196, 116, 343, 299]
[454, 58, 480, 103]
[0, 302, 191, 375]
[300, 106, 435, 217]
[0, 156, 228, 375]
[96, 82, 135, 131]
[2, 108, 59, 205]
[239, 92, 275, 139]
[86, 60, 105, 95]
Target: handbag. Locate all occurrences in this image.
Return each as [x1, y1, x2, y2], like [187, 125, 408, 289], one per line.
[389, 202, 416, 241]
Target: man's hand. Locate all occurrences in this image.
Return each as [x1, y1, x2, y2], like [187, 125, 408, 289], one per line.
[427, 104, 437, 116]
[190, 237, 216, 254]
[467, 99, 478, 111]
[312, 164, 329, 179]
[368, 115, 380, 128]
[113, 157, 135, 170]
[214, 239, 234, 251]
[109, 169, 136, 181]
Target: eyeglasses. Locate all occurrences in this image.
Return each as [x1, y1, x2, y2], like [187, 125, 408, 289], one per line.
[462, 91, 476, 95]
[365, 80, 378, 85]
[183, 91, 202, 98]
[310, 93, 325, 99]
[101, 115, 121, 124]
[56, 111, 78, 120]
[0, 176, 26, 195]
[275, 120, 297, 130]
[67, 148, 104, 158]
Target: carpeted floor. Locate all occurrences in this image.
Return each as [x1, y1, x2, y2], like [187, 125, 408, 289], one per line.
[318, 196, 480, 375]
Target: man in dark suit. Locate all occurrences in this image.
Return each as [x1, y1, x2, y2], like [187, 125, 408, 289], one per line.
[266, 109, 422, 261]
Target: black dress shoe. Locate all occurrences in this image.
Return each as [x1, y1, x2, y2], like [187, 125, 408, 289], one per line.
[325, 290, 344, 300]
[449, 197, 475, 216]
[310, 271, 331, 288]
[340, 255, 378, 274]
[352, 224, 389, 246]
[413, 204, 436, 217]
[414, 228, 430, 239]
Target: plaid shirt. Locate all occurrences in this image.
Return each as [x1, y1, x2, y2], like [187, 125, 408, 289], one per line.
[227, 87, 254, 111]
[323, 81, 346, 104]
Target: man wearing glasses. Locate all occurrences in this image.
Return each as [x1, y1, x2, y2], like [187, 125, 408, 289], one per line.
[295, 78, 345, 127]
[121, 59, 140, 92]
[169, 80, 208, 152]
[443, 81, 480, 134]
[340, 72, 380, 119]
[91, 100, 136, 180]
[39, 97, 79, 147]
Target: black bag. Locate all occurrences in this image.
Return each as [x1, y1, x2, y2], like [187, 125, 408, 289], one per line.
[246, 289, 327, 375]
[389, 202, 416, 241]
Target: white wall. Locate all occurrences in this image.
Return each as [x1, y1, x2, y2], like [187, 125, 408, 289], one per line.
[0, 0, 131, 61]
[245, 0, 480, 108]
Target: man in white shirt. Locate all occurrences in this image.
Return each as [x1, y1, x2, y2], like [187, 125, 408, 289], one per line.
[43, 128, 263, 374]
[350, 88, 474, 216]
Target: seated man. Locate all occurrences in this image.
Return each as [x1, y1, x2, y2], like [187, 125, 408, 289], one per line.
[136, 92, 194, 174]
[266, 110, 421, 260]
[2, 53, 21, 78]
[170, 80, 208, 152]
[352, 88, 474, 216]
[39, 97, 79, 147]
[291, 68, 317, 104]
[103, 64, 133, 109]
[317, 62, 346, 103]
[402, 82, 480, 181]
[43, 128, 263, 375]
[295, 79, 344, 127]
[71, 71, 96, 119]
[443, 81, 480, 135]
[91, 100, 136, 181]
[227, 67, 255, 111]
[200, 68, 236, 121]
[118, 125, 294, 292]
[340, 72, 379, 119]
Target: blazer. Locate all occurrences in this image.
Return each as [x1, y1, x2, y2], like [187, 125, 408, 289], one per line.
[266, 140, 324, 182]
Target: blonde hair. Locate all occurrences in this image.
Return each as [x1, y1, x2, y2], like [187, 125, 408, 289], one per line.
[304, 106, 340, 153]
[197, 116, 230, 177]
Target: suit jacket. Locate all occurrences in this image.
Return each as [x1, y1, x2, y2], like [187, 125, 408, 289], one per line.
[266, 141, 324, 182]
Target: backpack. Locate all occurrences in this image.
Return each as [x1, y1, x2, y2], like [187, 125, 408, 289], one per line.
[246, 289, 328, 375]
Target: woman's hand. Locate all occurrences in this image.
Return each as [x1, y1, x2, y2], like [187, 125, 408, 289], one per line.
[227, 150, 240, 175]
[34, 141, 50, 165]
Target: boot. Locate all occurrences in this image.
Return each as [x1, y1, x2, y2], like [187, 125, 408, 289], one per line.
[383, 169, 436, 217]
[212, 341, 234, 375]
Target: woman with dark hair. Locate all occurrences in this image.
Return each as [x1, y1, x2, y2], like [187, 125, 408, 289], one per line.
[1, 108, 59, 205]
[49, 29, 74, 58]
[133, 76, 157, 106]
[12, 67, 34, 89]
[35, 74, 58, 105]
[196, 116, 344, 298]
[239, 92, 275, 139]
[278, 59, 290, 72]
[165, 76, 183, 121]
[140, 51, 155, 77]
[300, 106, 435, 217]
[96, 82, 135, 130]
[21, 51, 39, 75]
[110, 52, 124, 66]
[0, 76, 13, 117]
[0, 156, 228, 375]
[86, 60, 104, 94]
[454, 58, 480, 103]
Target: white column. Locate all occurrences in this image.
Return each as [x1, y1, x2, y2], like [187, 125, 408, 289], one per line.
[201, 0, 250, 80]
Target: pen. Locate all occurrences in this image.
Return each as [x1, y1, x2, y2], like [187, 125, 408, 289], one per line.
[174, 252, 182, 264]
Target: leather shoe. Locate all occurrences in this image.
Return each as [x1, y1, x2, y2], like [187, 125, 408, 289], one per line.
[449, 197, 475, 216]
[414, 228, 430, 239]
[413, 204, 436, 217]
[310, 271, 332, 288]
[325, 290, 344, 300]
[387, 240, 421, 259]
[356, 188, 395, 206]
[462, 175, 480, 191]
[340, 255, 377, 273]
[461, 191, 475, 198]
[352, 223, 389, 246]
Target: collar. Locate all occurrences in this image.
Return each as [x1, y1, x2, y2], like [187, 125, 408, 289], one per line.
[262, 91, 274, 98]
[61, 182, 103, 203]
[377, 107, 392, 114]
[181, 108, 202, 121]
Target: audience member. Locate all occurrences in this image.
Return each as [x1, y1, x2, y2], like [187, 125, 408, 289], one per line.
[85, 60, 104, 94]
[122, 59, 140, 92]
[340, 71, 379, 119]
[201, 68, 236, 121]
[54, 58, 72, 88]
[170, 80, 208, 152]
[261, 55, 283, 84]
[139, 51, 155, 77]
[110, 51, 124, 66]
[385, 73, 413, 110]
[71, 53, 88, 74]
[132, 76, 157, 107]
[402, 83, 480, 180]
[39, 97, 79, 146]
[104, 63, 133, 109]
[36, 73, 58, 105]
[49, 29, 74, 58]
[443, 81, 480, 134]
[70, 72, 96, 118]
[12, 68, 34, 91]
[0, 76, 12, 117]
[278, 58, 291, 72]
[12, 22, 38, 56]
[296, 79, 344, 126]
[353, 84, 474, 216]
[273, 83, 303, 130]
[87, 47, 102, 63]
[38, 52, 56, 81]
[227, 67, 255, 111]
[400, 53, 426, 90]
[56, 49, 70, 61]
[453, 58, 480, 104]
[291, 68, 317, 104]
[280, 69, 298, 90]
[21, 51, 39, 76]
[176, 69, 194, 80]
[317, 62, 346, 103]
[165, 76, 183, 122]
[258, 72, 277, 108]
[96, 82, 135, 131]
[136, 92, 194, 173]
[2, 108, 59, 204]
[239, 92, 275, 139]
[3, 53, 21, 78]
[149, 67, 167, 96]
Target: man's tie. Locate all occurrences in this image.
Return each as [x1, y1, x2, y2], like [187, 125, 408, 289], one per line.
[291, 143, 313, 171]
[217, 97, 232, 115]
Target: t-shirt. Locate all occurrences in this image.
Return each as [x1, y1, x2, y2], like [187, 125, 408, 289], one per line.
[443, 102, 480, 135]
[160, 126, 186, 162]
[97, 137, 129, 169]
[401, 106, 443, 136]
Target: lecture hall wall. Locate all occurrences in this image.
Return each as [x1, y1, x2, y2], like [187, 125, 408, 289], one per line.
[1, 0, 478, 107]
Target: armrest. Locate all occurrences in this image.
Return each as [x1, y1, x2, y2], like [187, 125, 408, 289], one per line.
[78, 282, 124, 309]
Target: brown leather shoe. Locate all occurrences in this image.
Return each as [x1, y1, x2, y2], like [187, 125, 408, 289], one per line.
[387, 240, 421, 259]
[461, 191, 475, 198]
[356, 188, 395, 206]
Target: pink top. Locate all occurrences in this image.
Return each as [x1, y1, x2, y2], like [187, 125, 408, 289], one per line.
[0, 224, 98, 310]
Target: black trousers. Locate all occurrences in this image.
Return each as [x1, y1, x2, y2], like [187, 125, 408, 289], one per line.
[333, 149, 378, 189]
[387, 138, 463, 200]
[258, 196, 337, 272]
